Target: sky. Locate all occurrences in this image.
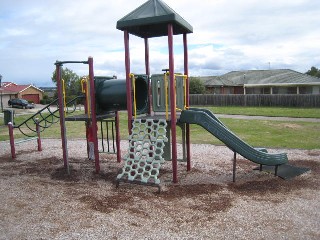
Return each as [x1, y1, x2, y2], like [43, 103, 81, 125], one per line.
[0, 0, 319, 87]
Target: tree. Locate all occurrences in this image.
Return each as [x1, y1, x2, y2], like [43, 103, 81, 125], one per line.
[305, 66, 320, 78]
[189, 77, 206, 94]
[51, 67, 82, 101]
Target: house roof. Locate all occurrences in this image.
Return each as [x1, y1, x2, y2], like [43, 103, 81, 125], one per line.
[204, 69, 320, 87]
[2, 82, 44, 93]
[1, 82, 13, 88]
[116, 0, 193, 38]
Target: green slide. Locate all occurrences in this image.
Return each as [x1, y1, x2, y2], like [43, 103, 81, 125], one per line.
[179, 108, 288, 166]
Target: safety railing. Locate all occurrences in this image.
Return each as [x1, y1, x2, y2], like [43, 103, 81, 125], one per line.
[166, 73, 188, 114]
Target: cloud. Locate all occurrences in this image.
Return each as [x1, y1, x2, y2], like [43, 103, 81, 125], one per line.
[0, 0, 319, 87]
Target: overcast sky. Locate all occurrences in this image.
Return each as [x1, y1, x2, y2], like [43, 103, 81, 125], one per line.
[1, 0, 319, 87]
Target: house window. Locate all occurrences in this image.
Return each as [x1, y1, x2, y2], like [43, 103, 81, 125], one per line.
[273, 87, 296, 94]
[261, 87, 271, 94]
[299, 86, 313, 94]
[287, 87, 297, 94]
[313, 86, 320, 94]
[245, 88, 256, 94]
[234, 86, 244, 94]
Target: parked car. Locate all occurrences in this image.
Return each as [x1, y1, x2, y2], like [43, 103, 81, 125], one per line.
[8, 98, 35, 109]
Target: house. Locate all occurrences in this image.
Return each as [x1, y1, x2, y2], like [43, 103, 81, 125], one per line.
[0, 82, 44, 107]
[203, 69, 320, 95]
[39, 87, 56, 98]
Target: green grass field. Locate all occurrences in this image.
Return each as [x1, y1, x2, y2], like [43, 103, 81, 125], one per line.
[187, 118, 320, 149]
[1, 106, 319, 149]
[198, 106, 320, 118]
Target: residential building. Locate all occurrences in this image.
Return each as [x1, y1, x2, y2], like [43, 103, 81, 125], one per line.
[203, 69, 320, 95]
[1, 82, 44, 107]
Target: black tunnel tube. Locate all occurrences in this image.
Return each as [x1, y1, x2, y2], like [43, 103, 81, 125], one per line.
[95, 76, 149, 115]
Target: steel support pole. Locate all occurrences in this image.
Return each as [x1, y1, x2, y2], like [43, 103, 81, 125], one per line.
[83, 81, 90, 159]
[36, 119, 42, 151]
[56, 63, 69, 174]
[233, 152, 237, 182]
[168, 24, 178, 183]
[144, 37, 152, 114]
[88, 57, 100, 173]
[8, 122, 16, 159]
[183, 33, 191, 171]
[115, 111, 121, 163]
[124, 30, 133, 134]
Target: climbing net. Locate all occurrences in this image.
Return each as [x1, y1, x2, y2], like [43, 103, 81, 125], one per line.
[117, 119, 168, 189]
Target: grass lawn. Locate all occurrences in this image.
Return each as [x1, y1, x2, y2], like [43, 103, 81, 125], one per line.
[197, 106, 320, 118]
[188, 118, 320, 149]
[0, 106, 319, 149]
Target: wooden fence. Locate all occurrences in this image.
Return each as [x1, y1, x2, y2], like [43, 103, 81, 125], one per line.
[190, 94, 320, 107]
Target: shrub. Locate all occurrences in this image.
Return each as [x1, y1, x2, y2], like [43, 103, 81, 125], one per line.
[189, 77, 205, 94]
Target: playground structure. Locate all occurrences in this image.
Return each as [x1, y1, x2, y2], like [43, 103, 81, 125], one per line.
[7, 96, 83, 159]
[7, 0, 292, 189]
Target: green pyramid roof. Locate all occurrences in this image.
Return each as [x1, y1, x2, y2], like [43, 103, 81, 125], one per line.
[116, 0, 193, 38]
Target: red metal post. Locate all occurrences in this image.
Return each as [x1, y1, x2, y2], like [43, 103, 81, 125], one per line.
[83, 81, 90, 159]
[124, 30, 133, 134]
[115, 111, 121, 163]
[83, 81, 89, 115]
[36, 119, 42, 151]
[56, 63, 69, 174]
[144, 37, 152, 114]
[88, 57, 100, 173]
[85, 122, 89, 159]
[168, 24, 178, 183]
[184, 33, 191, 171]
[8, 122, 16, 159]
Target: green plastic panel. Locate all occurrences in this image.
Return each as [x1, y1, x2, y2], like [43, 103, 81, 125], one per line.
[151, 74, 185, 112]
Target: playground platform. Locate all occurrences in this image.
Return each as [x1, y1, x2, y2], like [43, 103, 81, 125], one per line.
[65, 113, 117, 122]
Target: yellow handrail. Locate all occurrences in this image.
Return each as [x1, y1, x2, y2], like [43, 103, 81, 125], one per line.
[130, 73, 137, 119]
[81, 77, 90, 117]
[164, 72, 169, 120]
[163, 72, 188, 118]
[81, 78, 86, 93]
[62, 79, 66, 114]
[174, 74, 188, 110]
[184, 76, 187, 109]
